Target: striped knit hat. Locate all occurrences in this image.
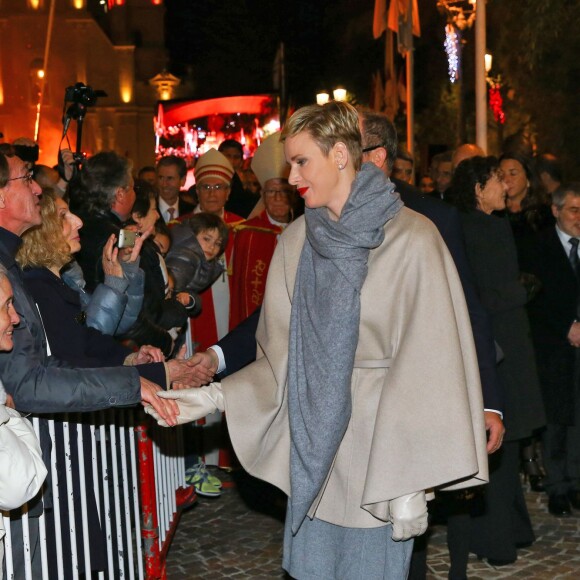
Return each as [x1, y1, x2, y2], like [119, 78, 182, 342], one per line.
[194, 148, 234, 185]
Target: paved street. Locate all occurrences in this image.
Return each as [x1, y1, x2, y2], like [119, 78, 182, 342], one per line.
[167, 470, 580, 579]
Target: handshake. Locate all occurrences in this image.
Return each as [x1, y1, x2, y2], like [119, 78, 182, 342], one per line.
[144, 381, 225, 426]
[138, 347, 220, 427]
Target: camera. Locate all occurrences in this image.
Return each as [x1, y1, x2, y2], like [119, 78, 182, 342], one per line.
[117, 229, 138, 249]
[65, 83, 100, 107]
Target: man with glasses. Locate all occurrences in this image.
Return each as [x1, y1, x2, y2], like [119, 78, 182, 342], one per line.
[230, 132, 296, 328]
[0, 148, 179, 578]
[189, 148, 244, 352]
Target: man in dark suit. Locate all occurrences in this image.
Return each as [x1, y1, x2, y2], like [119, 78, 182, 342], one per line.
[156, 155, 195, 222]
[520, 183, 580, 516]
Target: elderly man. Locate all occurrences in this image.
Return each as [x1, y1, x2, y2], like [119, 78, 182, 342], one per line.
[230, 132, 295, 327]
[156, 155, 195, 223]
[432, 151, 453, 200]
[0, 148, 188, 577]
[520, 183, 580, 517]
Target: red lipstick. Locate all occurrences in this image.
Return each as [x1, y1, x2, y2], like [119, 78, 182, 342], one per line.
[297, 187, 308, 197]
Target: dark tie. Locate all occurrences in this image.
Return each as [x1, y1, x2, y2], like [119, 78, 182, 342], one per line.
[167, 207, 176, 222]
[569, 237, 580, 279]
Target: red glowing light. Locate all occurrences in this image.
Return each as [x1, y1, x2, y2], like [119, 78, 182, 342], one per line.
[161, 95, 274, 127]
[488, 83, 505, 125]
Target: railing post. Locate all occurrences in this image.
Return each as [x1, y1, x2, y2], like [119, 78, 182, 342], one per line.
[136, 423, 161, 580]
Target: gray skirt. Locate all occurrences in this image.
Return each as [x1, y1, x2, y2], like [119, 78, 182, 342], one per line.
[282, 503, 413, 580]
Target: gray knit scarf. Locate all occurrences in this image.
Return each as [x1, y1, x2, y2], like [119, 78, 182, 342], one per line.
[288, 163, 403, 532]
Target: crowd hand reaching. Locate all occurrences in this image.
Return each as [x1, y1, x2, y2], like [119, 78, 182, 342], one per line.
[166, 348, 215, 388]
[175, 292, 192, 307]
[170, 348, 218, 390]
[102, 234, 124, 278]
[119, 226, 153, 264]
[140, 377, 178, 426]
[144, 383, 225, 427]
[60, 148, 77, 182]
[389, 491, 428, 541]
[124, 345, 165, 366]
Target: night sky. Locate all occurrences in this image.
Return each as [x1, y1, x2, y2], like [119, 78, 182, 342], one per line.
[163, 0, 382, 107]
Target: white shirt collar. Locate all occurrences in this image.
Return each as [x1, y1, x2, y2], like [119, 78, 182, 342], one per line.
[266, 213, 289, 229]
[556, 224, 579, 256]
[158, 197, 178, 219]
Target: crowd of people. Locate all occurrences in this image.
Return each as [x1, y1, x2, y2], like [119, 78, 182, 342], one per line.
[0, 101, 574, 579]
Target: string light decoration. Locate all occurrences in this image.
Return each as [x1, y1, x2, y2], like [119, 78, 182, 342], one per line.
[488, 83, 505, 124]
[444, 24, 461, 83]
[437, 1, 476, 84]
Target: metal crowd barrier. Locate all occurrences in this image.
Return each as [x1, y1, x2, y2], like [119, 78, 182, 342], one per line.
[2, 409, 196, 579]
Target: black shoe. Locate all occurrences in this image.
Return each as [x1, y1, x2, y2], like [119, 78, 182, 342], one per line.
[548, 494, 572, 517]
[529, 474, 546, 492]
[487, 557, 516, 567]
[567, 489, 580, 509]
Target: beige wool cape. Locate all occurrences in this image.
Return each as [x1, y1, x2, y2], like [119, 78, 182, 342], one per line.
[222, 207, 489, 529]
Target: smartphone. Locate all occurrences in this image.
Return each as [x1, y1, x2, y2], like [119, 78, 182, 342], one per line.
[117, 229, 137, 249]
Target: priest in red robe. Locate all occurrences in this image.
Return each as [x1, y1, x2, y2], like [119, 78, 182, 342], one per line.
[230, 132, 296, 328]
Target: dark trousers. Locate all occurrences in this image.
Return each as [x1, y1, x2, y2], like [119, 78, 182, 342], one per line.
[542, 422, 580, 495]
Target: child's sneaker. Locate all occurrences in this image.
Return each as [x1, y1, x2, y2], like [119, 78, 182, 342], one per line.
[185, 463, 222, 497]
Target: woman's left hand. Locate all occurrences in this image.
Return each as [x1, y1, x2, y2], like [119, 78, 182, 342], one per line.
[102, 234, 123, 277]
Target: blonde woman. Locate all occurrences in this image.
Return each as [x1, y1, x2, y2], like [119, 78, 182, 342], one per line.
[148, 102, 488, 579]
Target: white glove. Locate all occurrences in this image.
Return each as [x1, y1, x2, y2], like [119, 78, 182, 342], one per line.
[389, 491, 428, 541]
[144, 382, 225, 427]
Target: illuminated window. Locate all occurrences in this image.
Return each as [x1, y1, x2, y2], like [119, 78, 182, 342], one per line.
[72, 0, 85, 9]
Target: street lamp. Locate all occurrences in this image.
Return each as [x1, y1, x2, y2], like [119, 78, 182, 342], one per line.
[485, 52, 493, 75]
[333, 88, 347, 102]
[316, 92, 330, 106]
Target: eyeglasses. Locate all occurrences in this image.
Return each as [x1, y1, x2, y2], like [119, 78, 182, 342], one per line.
[199, 183, 230, 193]
[362, 143, 386, 153]
[263, 189, 292, 198]
[6, 171, 34, 186]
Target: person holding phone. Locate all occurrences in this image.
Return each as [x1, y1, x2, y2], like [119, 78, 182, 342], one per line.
[72, 154, 186, 356]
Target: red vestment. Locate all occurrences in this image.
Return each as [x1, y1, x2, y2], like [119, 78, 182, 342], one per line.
[230, 211, 283, 328]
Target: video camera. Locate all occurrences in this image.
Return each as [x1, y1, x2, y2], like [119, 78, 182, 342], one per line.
[61, 82, 107, 172]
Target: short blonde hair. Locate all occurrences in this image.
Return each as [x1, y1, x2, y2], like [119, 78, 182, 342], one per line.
[280, 101, 362, 170]
[17, 189, 72, 270]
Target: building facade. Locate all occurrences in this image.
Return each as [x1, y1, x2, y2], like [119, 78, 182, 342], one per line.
[0, 0, 175, 169]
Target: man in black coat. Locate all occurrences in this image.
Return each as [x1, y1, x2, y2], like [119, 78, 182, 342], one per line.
[520, 183, 580, 516]
[74, 152, 185, 356]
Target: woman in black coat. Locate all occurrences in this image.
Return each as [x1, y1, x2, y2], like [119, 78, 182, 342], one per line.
[445, 157, 546, 574]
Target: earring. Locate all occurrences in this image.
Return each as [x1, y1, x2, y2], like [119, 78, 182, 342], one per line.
[338, 164, 344, 170]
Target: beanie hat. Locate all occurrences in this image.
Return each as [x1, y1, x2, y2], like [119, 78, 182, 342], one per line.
[195, 148, 234, 185]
